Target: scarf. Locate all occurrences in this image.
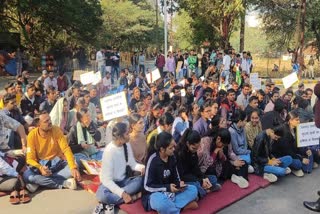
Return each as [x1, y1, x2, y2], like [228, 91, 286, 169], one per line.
[24, 92, 35, 104]
[76, 122, 98, 156]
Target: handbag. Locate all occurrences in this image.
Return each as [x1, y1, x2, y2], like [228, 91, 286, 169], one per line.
[123, 144, 139, 178]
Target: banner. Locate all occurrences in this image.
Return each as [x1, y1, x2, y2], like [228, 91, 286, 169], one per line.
[282, 72, 298, 89]
[146, 68, 161, 84]
[249, 73, 261, 90]
[73, 70, 88, 81]
[297, 122, 320, 147]
[100, 91, 128, 121]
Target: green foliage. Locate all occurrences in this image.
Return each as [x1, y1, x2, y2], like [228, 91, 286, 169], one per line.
[172, 10, 194, 50]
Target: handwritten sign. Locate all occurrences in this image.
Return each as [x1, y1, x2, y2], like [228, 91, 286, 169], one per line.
[297, 122, 320, 147]
[249, 73, 261, 90]
[80, 71, 96, 85]
[73, 70, 88, 81]
[282, 72, 298, 89]
[100, 92, 128, 121]
[92, 72, 102, 85]
[146, 68, 161, 84]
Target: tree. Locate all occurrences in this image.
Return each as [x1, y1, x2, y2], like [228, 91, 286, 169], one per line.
[177, 0, 244, 49]
[0, 0, 103, 54]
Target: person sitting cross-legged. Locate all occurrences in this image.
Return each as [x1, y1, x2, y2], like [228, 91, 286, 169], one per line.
[23, 111, 81, 191]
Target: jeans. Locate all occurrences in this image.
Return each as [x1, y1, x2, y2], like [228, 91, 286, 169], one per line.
[239, 154, 251, 165]
[96, 176, 143, 205]
[302, 155, 314, 173]
[99, 65, 106, 77]
[221, 70, 230, 86]
[112, 65, 120, 82]
[186, 175, 217, 198]
[264, 156, 293, 176]
[139, 64, 145, 74]
[73, 151, 103, 170]
[149, 185, 198, 214]
[23, 157, 72, 189]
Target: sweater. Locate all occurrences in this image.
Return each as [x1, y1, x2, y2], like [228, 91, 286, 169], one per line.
[229, 123, 251, 155]
[245, 121, 262, 149]
[129, 131, 147, 164]
[142, 153, 180, 211]
[100, 142, 144, 198]
[26, 126, 77, 170]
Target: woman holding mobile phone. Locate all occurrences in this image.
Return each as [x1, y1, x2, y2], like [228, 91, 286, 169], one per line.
[142, 132, 198, 213]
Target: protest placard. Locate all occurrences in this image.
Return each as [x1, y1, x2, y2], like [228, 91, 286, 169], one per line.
[73, 70, 88, 81]
[296, 122, 320, 147]
[249, 73, 261, 90]
[146, 68, 161, 84]
[92, 71, 102, 85]
[81, 160, 102, 175]
[176, 61, 183, 73]
[100, 91, 129, 121]
[282, 72, 298, 89]
[80, 71, 96, 85]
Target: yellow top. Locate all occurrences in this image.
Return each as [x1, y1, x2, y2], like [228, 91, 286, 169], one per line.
[26, 126, 77, 170]
[0, 95, 22, 109]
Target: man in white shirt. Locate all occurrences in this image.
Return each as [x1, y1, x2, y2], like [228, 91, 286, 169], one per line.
[96, 47, 106, 76]
[222, 49, 231, 86]
[43, 71, 58, 92]
[240, 51, 252, 75]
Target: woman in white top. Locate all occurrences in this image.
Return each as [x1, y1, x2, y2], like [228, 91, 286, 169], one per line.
[94, 122, 145, 211]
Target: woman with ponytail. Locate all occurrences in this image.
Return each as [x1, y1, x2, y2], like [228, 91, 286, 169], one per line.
[175, 129, 221, 199]
[142, 132, 198, 213]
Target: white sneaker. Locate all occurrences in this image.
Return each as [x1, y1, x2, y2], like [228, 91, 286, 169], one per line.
[292, 169, 304, 177]
[313, 162, 319, 169]
[263, 173, 278, 183]
[26, 183, 39, 193]
[248, 165, 255, 174]
[285, 167, 291, 175]
[231, 174, 249, 189]
[63, 178, 77, 190]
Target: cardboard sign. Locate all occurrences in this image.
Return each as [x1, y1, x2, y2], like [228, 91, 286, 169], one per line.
[100, 91, 128, 121]
[146, 68, 161, 84]
[92, 72, 102, 85]
[73, 70, 88, 81]
[81, 160, 102, 175]
[80, 71, 96, 85]
[297, 122, 320, 147]
[181, 89, 186, 97]
[282, 72, 298, 89]
[249, 73, 261, 90]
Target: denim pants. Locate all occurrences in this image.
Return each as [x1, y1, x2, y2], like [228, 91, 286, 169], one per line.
[290, 156, 313, 173]
[100, 65, 106, 77]
[239, 154, 251, 165]
[264, 156, 293, 176]
[96, 176, 143, 205]
[112, 66, 120, 82]
[221, 70, 230, 86]
[186, 175, 217, 198]
[23, 157, 72, 189]
[73, 151, 103, 170]
[149, 185, 198, 214]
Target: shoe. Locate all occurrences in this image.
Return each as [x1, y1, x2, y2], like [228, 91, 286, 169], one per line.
[263, 173, 278, 183]
[26, 183, 39, 193]
[92, 203, 108, 214]
[231, 174, 249, 189]
[285, 167, 291, 175]
[314, 163, 319, 169]
[292, 169, 304, 177]
[248, 165, 254, 174]
[211, 183, 222, 192]
[63, 178, 77, 190]
[184, 201, 198, 210]
[303, 200, 320, 212]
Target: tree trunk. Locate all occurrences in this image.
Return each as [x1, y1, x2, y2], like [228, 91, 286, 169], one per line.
[239, 0, 246, 52]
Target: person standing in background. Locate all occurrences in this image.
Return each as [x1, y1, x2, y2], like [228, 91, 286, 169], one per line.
[138, 51, 145, 74]
[96, 47, 105, 76]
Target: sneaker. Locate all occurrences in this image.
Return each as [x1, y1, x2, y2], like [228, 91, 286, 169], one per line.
[285, 167, 291, 175]
[263, 173, 278, 183]
[104, 204, 115, 214]
[313, 163, 319, 169]
[26, 183, 39, 193]
[292, 169, 304, 177]
[92, 203, 105, 214]
[231, 174, 249, 189]
[248, 165, 255, 174]
[211, 183, 222, 192]
[63, 178, 77, 190]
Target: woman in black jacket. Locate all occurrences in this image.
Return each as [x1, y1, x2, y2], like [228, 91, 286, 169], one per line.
[175, 129, 220, 199]
[252, 126, 292, 183]
[271, 111, 313, 177]
[142, 132, 198, 213]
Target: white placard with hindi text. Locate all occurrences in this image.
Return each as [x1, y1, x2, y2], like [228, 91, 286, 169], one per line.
[80, 71, 96, 85]
[92, 72, 102, 85]
[249, 73, 261, 90]
[282, 72, 298, 89]
[100, 92, 129, 121]
[297, 122, 320, 147]
[146, 69, 161, 84]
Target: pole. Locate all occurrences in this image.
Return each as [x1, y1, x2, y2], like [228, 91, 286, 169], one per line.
[164, 0, 168, 56]
[155, 0, 159, 51]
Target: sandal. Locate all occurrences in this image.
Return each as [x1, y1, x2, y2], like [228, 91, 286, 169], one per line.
[9, 190, 20, 205]
[19, 189, 31, 203]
